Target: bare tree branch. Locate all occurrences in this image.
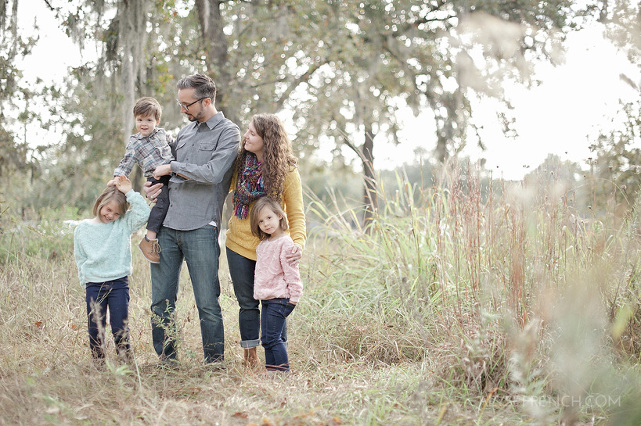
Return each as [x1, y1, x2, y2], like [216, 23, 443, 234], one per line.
[273, 58, 330, 111]
[335, 124, 368, 166]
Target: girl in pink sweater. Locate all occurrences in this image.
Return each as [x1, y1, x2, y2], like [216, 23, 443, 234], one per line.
[249, 196, 303, 372]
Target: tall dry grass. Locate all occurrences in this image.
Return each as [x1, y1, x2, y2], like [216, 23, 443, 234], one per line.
[302, 162, 641, 424]
[2, 164, 641, 424]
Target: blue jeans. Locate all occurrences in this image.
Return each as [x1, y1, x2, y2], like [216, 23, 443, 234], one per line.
[85, 277, 130, 359]
[261, 298, 295, 372]
[226, 248, 289, 348]
[150, 225, 224, 363]
[226, 248, 260, 348]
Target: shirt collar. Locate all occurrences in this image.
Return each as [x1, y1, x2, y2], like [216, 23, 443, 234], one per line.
[195, 111, 225, 130]
[134, 128, 159, 140]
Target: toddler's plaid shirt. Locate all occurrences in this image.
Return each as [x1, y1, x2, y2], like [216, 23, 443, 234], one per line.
[113, 128, 173, 178]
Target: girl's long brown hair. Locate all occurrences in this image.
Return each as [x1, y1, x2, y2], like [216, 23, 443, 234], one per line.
[235, 114, 297, 201]
[250, 196, 289, 240]
[92, 186, 128, 218]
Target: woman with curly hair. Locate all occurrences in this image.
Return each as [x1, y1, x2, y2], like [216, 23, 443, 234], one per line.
[225, 113, 306, 369]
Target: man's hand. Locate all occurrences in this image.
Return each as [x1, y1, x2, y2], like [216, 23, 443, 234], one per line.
[143, 180, 164, 202]
[153, 164, 172, 180]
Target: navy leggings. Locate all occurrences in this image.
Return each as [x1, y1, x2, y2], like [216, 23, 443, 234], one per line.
[85, 277, 130, 359]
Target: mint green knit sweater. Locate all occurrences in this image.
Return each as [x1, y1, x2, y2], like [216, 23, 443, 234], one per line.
[73, 190, 150, 285]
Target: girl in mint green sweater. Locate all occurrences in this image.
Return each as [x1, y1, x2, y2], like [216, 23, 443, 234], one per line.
[74, 176, 149, 361]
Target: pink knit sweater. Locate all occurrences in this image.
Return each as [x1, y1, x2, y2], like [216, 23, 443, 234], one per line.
[253, 235, 303, 303]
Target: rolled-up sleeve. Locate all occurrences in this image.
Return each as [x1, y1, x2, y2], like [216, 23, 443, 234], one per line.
[171, 126, 239, 184]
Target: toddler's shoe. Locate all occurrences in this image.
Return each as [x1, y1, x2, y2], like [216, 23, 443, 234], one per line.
[139, 236, 161, 263]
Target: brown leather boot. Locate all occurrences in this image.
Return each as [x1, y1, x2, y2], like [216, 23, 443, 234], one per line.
[139, 236, 161, 263]
[243, 347, 260, 369]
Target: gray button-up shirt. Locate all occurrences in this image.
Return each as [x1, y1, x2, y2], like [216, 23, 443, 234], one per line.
[163, 112, 240, 231]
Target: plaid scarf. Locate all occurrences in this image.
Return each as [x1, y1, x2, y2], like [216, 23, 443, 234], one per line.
[233, 153, 266, 219]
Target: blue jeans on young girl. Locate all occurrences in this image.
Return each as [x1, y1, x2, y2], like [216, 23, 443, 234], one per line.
[260, 298, 295, 372]
[85, 277, 130, 359]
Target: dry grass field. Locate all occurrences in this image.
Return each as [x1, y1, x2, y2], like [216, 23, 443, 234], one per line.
[1, 243, 454, 425]
[3, 169, 641, 425]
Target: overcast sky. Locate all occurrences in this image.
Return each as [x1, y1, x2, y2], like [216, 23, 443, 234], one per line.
[385, 25, 640, 180]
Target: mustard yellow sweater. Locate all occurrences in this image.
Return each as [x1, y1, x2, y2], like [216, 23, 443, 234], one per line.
[225, 168, 306, 261]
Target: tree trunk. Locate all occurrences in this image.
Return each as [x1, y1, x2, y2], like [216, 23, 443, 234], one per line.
[118, 0, 147, 190]
[362, 122, 377, 228]
[435, 136, 448, 164]
[196, 0, 238, 125]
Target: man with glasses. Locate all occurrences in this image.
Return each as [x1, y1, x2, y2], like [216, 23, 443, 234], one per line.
[145, 74, 240, 364]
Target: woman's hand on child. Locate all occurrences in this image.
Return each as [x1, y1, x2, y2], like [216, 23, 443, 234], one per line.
[114, 175, 132, 194]
[285, 244, 302, 264]
[143, 181, 163, 202]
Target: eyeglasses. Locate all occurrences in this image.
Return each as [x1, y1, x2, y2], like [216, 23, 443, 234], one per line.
[176, 97, 208, 112]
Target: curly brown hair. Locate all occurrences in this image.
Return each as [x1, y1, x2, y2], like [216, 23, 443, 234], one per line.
[235, 114, 297, 201]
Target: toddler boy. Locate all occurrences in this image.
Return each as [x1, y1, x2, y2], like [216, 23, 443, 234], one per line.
[113, 97, 173, 263]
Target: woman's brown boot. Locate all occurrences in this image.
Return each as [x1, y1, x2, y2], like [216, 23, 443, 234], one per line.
[243, 347, 260, 368]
